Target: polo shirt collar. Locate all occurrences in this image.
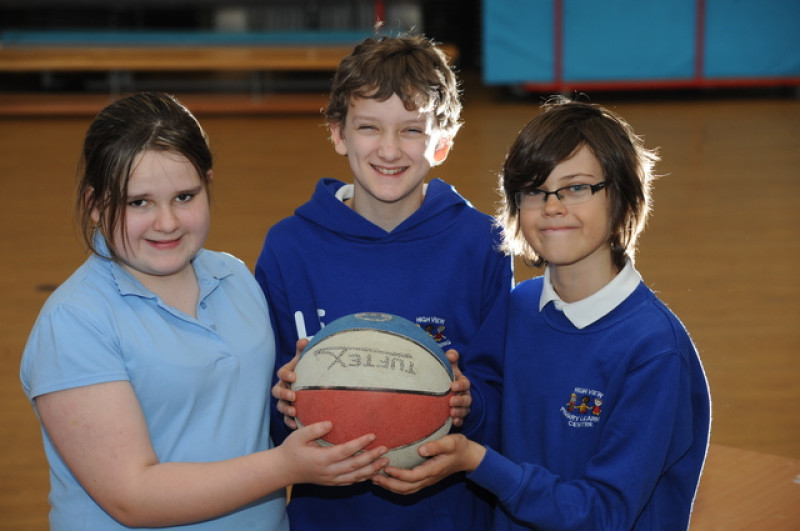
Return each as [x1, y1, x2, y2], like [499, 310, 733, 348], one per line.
[539, 257, 641, 329]
[93, 231, 231, 300]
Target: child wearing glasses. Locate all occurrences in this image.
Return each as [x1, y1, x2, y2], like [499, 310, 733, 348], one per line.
[374, 97, 712, 530]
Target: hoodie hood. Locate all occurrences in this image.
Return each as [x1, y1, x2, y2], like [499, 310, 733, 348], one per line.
[294, 178, 471, 242]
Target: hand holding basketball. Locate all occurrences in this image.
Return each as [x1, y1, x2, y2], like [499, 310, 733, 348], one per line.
[445, 349, 472, 427]
[276, 420, 389, 486]
[272, 339, 307, 429]
[372, 433, 487, 495]
[292, 313, 455, 469]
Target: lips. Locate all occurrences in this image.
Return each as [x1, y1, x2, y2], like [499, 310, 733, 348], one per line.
[147, 238, 181, 250]
[373, 164, 407, 175]
[540, 226, 576, 232]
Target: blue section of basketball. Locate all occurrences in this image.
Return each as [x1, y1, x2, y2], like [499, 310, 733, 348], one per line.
[302, 312, 453, 379]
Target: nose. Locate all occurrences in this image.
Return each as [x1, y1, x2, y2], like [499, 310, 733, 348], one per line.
[542, 193, 567, 215]
[377, 133, 401, 160]
[153, 205, 180, 232]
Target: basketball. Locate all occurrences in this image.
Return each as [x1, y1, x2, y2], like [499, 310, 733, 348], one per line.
[292, 312, 454, 469]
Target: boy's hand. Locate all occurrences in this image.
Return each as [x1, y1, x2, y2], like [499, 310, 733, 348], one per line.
[271, 339, 308, 429]
[446, 349, 472, 427]
[372, 434, 486, 495]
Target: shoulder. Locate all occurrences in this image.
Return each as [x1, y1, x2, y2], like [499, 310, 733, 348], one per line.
[40, 255, 120, 317]
[195, 249, 263, 296]
[647, 291, 696, 349]
[508, 276, 544, 311]
[265, 212, 307, 239]
[259, 213, 321, 269]
[21, 258, 130, 397]
[196, 248, 248, 274]
[266, 178, 349, 237]
[630, 284, 689, 335]
[513, 276, 544, 297]
[428, 179, 502, 230]
[428, 179, 481, 212]
[618, 285, 699, 366]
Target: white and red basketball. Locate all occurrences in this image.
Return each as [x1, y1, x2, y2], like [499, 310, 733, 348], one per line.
[292, 312, 454, 469]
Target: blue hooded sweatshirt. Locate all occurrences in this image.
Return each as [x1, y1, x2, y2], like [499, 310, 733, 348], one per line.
[256, 178, 513, 531]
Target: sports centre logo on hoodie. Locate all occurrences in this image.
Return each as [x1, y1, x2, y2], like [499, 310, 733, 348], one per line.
[415, 316, 452, 349]
[560, 387, 604, 429]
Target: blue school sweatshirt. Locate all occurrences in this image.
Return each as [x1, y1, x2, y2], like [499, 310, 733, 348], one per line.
[469, 277, 711, 530]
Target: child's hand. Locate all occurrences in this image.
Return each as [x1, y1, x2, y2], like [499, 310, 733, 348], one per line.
[271, 339, 307, 429]
[446, 349, 472, 427]
[278, 421, 389, 486]
[372, 434, 486, 495]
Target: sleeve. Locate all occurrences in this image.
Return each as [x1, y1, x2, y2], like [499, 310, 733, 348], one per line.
[457, 231, 513, 448]
[254, 232, 296, 445]
[468, 352, 694, 530]
[22, 303, 129, 402]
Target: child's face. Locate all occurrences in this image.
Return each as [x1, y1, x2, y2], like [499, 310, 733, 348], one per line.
[330, 94, 449, 221]
[98, 149, 210, 287]
[520, 145, 611, 273]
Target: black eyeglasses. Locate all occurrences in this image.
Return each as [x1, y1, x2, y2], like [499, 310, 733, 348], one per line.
[514, 182, 607, 210]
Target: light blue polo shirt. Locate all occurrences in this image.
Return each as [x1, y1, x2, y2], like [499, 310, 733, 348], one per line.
[21, 236, 288, 530]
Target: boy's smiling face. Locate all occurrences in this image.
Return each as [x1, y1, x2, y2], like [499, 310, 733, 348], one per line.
[329, 94, 450, 229]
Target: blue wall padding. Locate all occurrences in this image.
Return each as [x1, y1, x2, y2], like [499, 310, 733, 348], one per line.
[704, 0, 800, 78]
[483, 0, 800, 86]
[483, 0, 554, 84]
[563, 0, 696, 81]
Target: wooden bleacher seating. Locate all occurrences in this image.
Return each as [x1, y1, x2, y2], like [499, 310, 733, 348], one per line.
[0, 30, 458, 115]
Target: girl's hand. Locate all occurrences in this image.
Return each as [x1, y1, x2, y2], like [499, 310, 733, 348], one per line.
[277, 421, 389, 486]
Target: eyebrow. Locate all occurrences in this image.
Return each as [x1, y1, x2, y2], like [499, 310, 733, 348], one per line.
[177, 185, 205, 195]
[548, 173, 600, 184]
[127, 184, 205, 200]
[350, 113, 428, 125]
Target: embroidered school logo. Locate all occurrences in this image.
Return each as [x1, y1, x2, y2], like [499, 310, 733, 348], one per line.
[415, 316, 451, 348]
[561, 387, 604, 428]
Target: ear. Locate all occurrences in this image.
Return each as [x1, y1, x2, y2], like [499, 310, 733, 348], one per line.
[432, 136, 452, 165]
[85, 187, 101, 224]
[206, 169, 214, 183]
[329, 122, 348, 156]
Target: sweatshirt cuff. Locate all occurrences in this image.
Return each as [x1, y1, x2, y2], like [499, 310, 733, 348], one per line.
[467, 445, 520, 501]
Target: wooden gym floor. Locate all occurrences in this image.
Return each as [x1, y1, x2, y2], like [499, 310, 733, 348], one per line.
[0, 79, 798, 528]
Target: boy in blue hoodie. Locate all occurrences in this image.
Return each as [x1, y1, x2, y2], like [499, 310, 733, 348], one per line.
[375, 98, 711, 531]
[255, 34, 513, 530]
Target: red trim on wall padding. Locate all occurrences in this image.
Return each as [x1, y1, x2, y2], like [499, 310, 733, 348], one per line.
[553, 0, 564, 86]
[374, 1, 385, 25]
[695, 0, 706, 82]
[520, 77, 800, 93]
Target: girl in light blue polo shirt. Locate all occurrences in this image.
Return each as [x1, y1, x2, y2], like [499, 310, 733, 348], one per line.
[20, 92, 388, 531]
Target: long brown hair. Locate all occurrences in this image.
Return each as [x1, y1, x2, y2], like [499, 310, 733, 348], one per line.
[75, 92, 213, 258]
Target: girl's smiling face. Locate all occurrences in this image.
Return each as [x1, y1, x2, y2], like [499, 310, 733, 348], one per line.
[96, 149, 210, 286]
